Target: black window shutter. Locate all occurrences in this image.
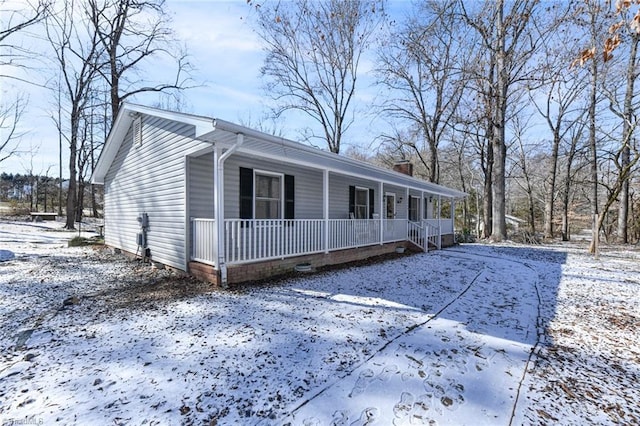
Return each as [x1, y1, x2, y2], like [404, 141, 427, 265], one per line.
[369, 188, 375, 219]
[284, 174, 295, 220]
[348, 186, 355, 216]
[239, 167, 253, 219]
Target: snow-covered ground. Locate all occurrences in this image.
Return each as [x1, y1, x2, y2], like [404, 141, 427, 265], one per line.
[0, 219, 638, 425]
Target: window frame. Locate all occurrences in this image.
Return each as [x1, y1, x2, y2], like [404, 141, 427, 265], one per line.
[409, 195, 420, 222]
[354, 186, 370, 219]
[253, 170, 284, 220]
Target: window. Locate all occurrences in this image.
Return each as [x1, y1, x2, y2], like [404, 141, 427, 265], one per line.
[255, 172, 282, 219]
[409, 196, 420, 222]
[354, 187, 369, 219]
[239, 167, 294, 220]
[349, 185, 374, 219]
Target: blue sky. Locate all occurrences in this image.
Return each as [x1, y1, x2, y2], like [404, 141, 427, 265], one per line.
[1, 0, 404, 177]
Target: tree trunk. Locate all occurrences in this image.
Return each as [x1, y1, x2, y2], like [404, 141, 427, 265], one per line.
[58, 84, 63, 217]
[491, 0, 508, 241]
[587, 37, 599, 253]
[617, 33, 638, 243]
[483, 142, 493, 238]
[65, 144, 77, 229]
[76, 178, 84, 223]
[429, 141, 438, 184]
[90, 103, 98, 218]
[561, 157, 572, 242]
[544, 132, 560, 239]
[527, 187, 536, 234]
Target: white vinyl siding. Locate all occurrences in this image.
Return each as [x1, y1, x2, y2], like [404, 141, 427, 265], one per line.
[103, 115, 210, 271]
[223, 154, 322, 219]
[328, 173, 378, 219]
[188, 154, 215, 219]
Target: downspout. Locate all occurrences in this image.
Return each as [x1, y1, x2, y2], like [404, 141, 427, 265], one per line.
[438, 195, 442, 249]
[216, 133, 244, 287]
[451, 198, 456, 243]
[323, 169, 329, 254]
[379, 181, 384, 245]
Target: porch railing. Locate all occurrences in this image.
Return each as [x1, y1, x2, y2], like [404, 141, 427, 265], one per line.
[328, 219, 381, 250]
[424, 220, 441, 250]
[225, 219, 325, 264]
[190, 217, 450, 265]
[407, 221, 424, 251]
[191, 218, 216, 266]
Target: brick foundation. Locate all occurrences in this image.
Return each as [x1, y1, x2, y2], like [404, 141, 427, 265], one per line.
[188, 240, 417, 287]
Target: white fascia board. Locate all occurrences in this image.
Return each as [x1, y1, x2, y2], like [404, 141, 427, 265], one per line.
[126, 103, 215, 139]
[91, 106, 132, 184]
[223, 140, 465, 198]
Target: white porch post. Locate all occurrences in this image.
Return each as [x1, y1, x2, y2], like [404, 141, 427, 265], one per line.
[405, 186, 410, 235]
[451, 198, 456, 235]
[212, 147, 219, 265]
[216, 133, 244, 286]
[379, 181, 384, 245]
[323, 169, 329, 253]
[438, 194, 442, 249]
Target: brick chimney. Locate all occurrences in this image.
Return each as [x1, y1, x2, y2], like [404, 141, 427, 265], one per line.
[393, 160, 413, 177]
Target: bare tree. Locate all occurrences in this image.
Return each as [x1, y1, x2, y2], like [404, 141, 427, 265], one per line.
[609, 5, 640, 243]
[452, 94, 494, 238]
[440, 133, 480, 234]
[251, 0, 385, 154]
[376, 0, 466, 183]
[0, 97, 26, 163]
[1, 0, 49, 164]
[461, 0, 540, 241]
[510, 114, 539, 233]
[559, 120, 589, 241]
[530, 61, 589, 239]
[87, 0, 192, 123]
[0, 0, 49, 71]
[571, 0, 619, 254]
[45, 0, 102, 229]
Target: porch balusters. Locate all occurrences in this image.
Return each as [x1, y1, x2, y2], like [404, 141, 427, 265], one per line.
[192, 217, 447, 266]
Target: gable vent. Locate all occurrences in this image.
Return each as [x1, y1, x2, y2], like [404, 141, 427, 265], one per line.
[133, 116, 142, 146]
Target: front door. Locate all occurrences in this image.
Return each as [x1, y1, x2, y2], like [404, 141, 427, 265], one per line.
[385, 193, 396, 219]
[384, 193, 399, 240]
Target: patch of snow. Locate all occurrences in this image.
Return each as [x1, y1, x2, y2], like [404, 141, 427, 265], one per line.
[0, 220, 638, 425]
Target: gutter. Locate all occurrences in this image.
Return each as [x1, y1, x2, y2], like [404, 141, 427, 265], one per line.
[215, 132, 244, 287]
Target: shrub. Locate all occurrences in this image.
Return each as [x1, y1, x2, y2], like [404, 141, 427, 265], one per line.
[68, 236, 104, 247]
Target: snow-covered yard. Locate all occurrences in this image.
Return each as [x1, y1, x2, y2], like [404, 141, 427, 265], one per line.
[0, 219, 638, 425]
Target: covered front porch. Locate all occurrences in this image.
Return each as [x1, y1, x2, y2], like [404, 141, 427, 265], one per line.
[185, 128, 464, 285]
[190, 217, 453, 268]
